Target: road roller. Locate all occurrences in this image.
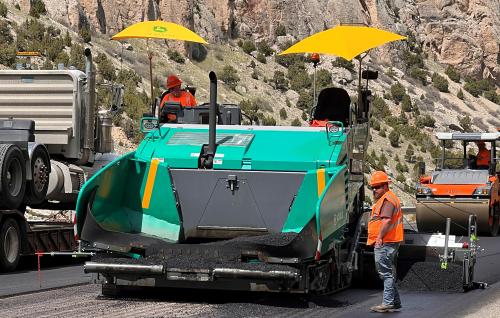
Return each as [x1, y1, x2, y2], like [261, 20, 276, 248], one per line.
[416, 132, 500, 236]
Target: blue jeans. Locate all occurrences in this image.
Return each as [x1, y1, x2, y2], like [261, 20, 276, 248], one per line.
[374, 243, 401, 306]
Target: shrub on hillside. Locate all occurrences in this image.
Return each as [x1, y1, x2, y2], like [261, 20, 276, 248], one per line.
[167, 49, 185, 63]
[54, 51, 69, 67]
[220, 65, 240, 90]
[457, 89, 464, 100]
[262, 116, 276, 126]
[79, 25, 91, 43]
[275, 24, 286, 36]
[257, 40, 273, 56]
[331, 57, 354, 72]
[459, 115, 473, 132]
[96, 54, 116, 81]
[372, 96, 390, 119]
[409, 66, 428, 85]
[63, 30, 72, 47]
[0, 1, 7, 17]
[291, 118, 302, 126]
[388, 130, 400, 147]
[445, 65, 461, 83]
[0, 44, 16, 67]
[405, 144, 414, 162]
[288, 63, 311, 91]
[402, 50, 424, 70]
[431, 73, 449, 92]
[484, 90, 499, 104]
[272, 71, 288, 91]
[241, 40, 256, 54]
[464, 78, 494, 97]
[415, 114, 435, 128]
[69, 43, 85, 70]
[296, 90, 313, 111]
[256, 52, 266, 64]
[0, 20, 13, 44]
[379, 127, 386, 137]
[401, 94, 412, 112]
[390, 82, 406, 103]
[279, 108, 287, 120]
[29, 0, 46, 18]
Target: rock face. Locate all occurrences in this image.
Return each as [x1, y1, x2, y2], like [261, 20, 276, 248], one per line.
[17, 0, 499, 82]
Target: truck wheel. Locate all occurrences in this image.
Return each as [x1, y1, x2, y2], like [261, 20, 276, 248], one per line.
[25, 146, 50, 205]
[0, 144, 26, 210]
[0, 218, 21, 271]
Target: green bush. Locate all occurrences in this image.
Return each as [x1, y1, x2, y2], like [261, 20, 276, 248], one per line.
[256, 52, 266, 64]
[386, 67, 396, 79]
[257, 40, 273, 56]
[405, 144, 414, 162]
[29, 0, 46, 18]
[0, 20, 13, 44]
[239, 99, 260, 122]
[167, 49, 185, 63]
[262, 116, 276, 126]
[459, 115, 472, 132]
[237, 39, 243, 47]
[396, 174, 406, 183]
[0, 44, 16, 67]
[291, 118, 302, 126]
[286, 98, 292, 108]
[457, 89, 464, 100]
[54, 51, 69, 67]
[316, 69, 332, 91]
[296, 90, 313, 111]
[63, 30, 72, 47]
[484, 90, 499, 104]
[431, 73, 449, 92]
[402, 50, 424, 70]
[331, 57, 354, 72]
[415, 114, 435, 128]
[0, 1, 7, 17]
[279, 108, 287, 120]
[96, 54, 116, 81]
[79, 25, 91, 43]
[372, 96, 390, 119]
[464, 78, 494, 97]
[272, 71, 288, 91]
[275, 24, 286, 36]
[301, 111, 308, 121]
[445, 65, 461, 82]
[371, 119, 380, 131]
[390, 82, 406, 103]
[388, 130, 400, 147]
[69, 43, 85, 70]
[45, 37, 65, 61]
[288, 63, 311, 91]
[275, 52, 303, 67]
[379, 127, 386, 137]
[398, 110, 408, 125]
[241, 40, 256, 54]
[409, 66, 428, 85]
[401, 94, 412, 112]
[251, 69, 259, 80]
[219, 65, 240, 90]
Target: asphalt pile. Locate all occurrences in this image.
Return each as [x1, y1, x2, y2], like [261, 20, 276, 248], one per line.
[397, 261, 464, 292]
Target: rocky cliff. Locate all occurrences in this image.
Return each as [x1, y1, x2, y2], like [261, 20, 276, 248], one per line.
[9, 0, 500, 82]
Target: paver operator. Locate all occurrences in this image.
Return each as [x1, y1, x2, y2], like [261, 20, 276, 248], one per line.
[367, 171, 404, 313]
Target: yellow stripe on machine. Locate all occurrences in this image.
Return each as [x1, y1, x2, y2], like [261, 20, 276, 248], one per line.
[142, 158, 160, 209]
[317, 168, 326, 198]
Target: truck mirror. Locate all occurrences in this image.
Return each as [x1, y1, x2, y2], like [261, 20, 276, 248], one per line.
[140, 117, 159, 133]
[361, 70, 378, 80]
[418, 161, 426, 176]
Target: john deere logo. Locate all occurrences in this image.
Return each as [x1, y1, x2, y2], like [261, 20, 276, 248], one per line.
[153, 26, 167, 33]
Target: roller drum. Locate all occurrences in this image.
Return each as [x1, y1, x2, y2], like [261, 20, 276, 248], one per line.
[416, 199, 492, 235]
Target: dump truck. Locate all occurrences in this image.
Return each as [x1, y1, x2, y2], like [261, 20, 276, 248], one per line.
[416, 132, 500, 236]
[76, 70, 377, 295]
[0, 48, 123, 271]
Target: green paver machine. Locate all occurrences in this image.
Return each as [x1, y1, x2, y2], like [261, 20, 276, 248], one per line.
[76, 71, 375, 295]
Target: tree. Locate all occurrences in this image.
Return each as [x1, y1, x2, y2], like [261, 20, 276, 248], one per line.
[54, 51, 70, 67]
[256, 52, 266, 63]
[275, 24, 286, 36]
[331, 57, 354, 72]
[63, 30, 72, 47]
[388, 129, 400, 147]
[241, 40, 256, 54]
[0, 1, 7, 18]
[0, 44, 16, 67]
[316, 69, 332, 91]
[219, 65, 240, 90]
[279, 108, 287, 120]
[0, 20, 13, 44]
[29, 0, 46, 18]
[372, 96, 390, 119]
[262, 116, 276, 126]
[445, 65, 460, 83]
[296, 90, 313, 111]
[69, 44, 85, 70]
[257, 40, 273, 56]
[272, 71, 288, 91]
[457, 89, 464, 100]
[401, 94, 412, 112]
[459, 115, 472, 132]
[291, 118, 302, 126]
[79, 25, 91, 43]
[415, 114, 435, 128]
[484, 90, 499, 104]
[96, 53, 116, 81]
[390, 82, 405, 103]
[409, 66, 428, 85]
[432, 73, 449, 92]
[405, 144, 414, 162]
[167, 49, 185, 63]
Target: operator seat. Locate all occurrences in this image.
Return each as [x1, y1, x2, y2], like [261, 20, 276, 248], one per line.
[311, 87, 351, 127]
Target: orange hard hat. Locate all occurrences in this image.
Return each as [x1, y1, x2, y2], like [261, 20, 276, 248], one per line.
[166, 75, 182, 89]
[369, 171, 391, 186]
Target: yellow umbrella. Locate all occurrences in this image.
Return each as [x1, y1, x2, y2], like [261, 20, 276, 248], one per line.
[279, 25, 406, 115]
[279, 25, 406, 60]
[112, 21, 208, 116]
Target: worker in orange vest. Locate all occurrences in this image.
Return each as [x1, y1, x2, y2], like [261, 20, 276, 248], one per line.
[367, 171, 403, 313]
[475, 141, 491, 169]
[160, 75, 197, 122]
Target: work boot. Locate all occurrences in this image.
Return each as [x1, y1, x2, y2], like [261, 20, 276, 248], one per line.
[370, 303, 401, 313]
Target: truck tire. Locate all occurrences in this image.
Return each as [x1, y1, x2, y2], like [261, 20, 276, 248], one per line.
[0, 144, 26, 210]
[25, 146, 50, 205]
[0, 218, 21, 272]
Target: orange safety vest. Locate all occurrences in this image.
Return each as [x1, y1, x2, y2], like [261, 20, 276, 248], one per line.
[160, 90, 197, 109]
[367, 190, 404, 245]
[476, 148, 490, 167]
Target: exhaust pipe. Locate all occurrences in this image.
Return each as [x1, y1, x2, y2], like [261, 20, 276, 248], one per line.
[77, 48, 96, 165]
[208, 71, 217, 157]
[84, 262, 164, 275]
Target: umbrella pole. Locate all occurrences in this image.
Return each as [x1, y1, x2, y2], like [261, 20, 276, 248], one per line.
[146, 39, 156, 118]
[357, 55, 364, 123]
[313, 66, 317, 110]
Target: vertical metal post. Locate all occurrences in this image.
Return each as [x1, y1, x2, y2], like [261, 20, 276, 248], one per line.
[442, 217, 451, 269]
[313, 66, 317, 109]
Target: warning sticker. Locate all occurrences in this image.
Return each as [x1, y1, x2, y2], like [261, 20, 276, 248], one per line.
[214, 159, 223, 165]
